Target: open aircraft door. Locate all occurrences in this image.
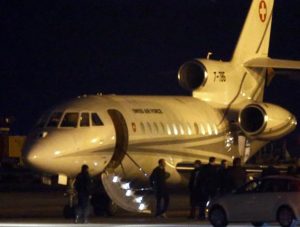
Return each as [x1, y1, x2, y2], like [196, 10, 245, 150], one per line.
[102, 109, 150, 213]
[105, 109, 128, 170]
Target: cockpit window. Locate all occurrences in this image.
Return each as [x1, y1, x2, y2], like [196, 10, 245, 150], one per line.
[47, 112, 63, 127]
[36, 113, 49, 128]
[61, 112, 79, 128]
[91, 113, 103, 126]
[80, 112, 90, 127]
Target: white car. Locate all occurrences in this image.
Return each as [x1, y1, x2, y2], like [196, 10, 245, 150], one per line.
[207, 175, 300, 227]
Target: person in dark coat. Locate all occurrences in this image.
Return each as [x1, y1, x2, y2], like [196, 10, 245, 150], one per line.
[227, 157, 247, 192]
[203, 157, 218, 199]
[150, 159, 170, 217]
[188, 160, 203, 219]
[74, 164, 92, 223]
[217, 159, 229, 195]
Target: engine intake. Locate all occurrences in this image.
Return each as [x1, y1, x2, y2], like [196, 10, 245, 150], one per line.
[239, 103, 297, 140]
[239, 105, 266, 135]
[178, 60, 207, 91]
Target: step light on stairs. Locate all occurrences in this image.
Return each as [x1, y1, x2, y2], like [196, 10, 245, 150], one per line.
[102, 172, 151, 214]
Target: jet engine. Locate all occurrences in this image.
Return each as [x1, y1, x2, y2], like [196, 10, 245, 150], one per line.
[178, 60, 207, 91]
[238, 103, 297, 140]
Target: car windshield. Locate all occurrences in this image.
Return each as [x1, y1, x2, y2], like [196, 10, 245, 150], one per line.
[61, 112, 79, 128]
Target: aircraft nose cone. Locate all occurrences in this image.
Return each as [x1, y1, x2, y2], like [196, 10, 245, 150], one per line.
[23, 142, 50, 170]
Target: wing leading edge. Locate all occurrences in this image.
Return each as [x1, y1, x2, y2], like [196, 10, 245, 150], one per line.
[244, 57, 300, 70]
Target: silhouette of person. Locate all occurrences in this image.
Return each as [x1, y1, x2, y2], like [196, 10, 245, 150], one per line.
[74, 164, 92, 223]
[150, 159, 170, 217]
[217, 159, 229, 195]
[227, 157, 247, 191]
[188, 160, 204, 219]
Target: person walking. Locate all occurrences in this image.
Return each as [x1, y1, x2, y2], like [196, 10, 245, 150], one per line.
[188, 160, 203, 219]
[150, 159, 170, 218]
[74, 164, 92, 223]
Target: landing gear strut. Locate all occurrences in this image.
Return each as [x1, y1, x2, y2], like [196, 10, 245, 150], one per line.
[63, 178, 76, 219]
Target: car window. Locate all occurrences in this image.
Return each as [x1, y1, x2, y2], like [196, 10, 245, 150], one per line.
[236, 180, 261, 194]
[288, 180, 300, 192]
[47, 112, 63, 127]
[259, 179, 289, 193]
[61, 113, 79, 127]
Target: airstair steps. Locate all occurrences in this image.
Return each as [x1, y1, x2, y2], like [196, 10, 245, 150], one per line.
[101, 172, 151, 214]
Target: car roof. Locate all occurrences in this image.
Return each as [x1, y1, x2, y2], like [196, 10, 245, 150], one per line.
[260, 175, 300, 181]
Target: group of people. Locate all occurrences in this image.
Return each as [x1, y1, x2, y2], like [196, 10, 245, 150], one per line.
[72, 157, 248, 223]
[149, 157, 247, 220]
[187, 157, 247, 219]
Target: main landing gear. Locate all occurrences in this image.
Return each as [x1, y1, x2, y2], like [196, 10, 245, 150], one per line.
[63, 178, 76, 219]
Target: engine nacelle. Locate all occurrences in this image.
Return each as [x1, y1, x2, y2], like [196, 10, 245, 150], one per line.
[238, 103, 297, 140]
[178, 60, 207, 91]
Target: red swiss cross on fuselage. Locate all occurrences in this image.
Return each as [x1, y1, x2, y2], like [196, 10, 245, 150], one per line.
[259, 0, 267, 22]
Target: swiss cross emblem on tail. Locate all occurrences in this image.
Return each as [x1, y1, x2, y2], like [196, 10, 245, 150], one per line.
[259, 0, 267, 22]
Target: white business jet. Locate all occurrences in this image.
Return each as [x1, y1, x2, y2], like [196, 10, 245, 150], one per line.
[22, 0, 300, 216]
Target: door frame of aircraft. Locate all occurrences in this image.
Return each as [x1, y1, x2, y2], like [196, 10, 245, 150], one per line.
[106, 109, 129, 170]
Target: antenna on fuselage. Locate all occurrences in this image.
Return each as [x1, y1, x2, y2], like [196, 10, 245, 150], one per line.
[206, 52, 213, 59]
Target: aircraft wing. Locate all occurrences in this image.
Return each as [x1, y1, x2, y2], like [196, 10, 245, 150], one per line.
[244, 57, 300, 70]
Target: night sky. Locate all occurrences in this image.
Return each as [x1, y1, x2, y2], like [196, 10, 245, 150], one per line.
[0, 0, 300, 135]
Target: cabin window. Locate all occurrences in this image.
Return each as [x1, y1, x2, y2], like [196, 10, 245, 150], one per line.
[194, 122, 199, 135]
[166, 124, 171, 135]
[80, 112, 90, 127]
[160, 122, 165, 133]
[47, 112, 63, 127]
[91, 113, 103, 126]
[179, 124, 184, 135]
[213, 124, 218, 135]
[207, 123, 212, 135]
[140, 122, 145, 134]
[153, 122, 159, 134]
[200, 124, 206, 135]
[61, 113, 79, 127]
[147, 122, 152, 133]
[187, 123, 192, 135]
[172, 123, 178, 135]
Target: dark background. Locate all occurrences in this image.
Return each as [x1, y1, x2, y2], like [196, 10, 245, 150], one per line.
[0, 0, 299, 135]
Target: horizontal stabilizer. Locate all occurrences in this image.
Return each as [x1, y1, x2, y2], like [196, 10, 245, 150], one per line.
[244, 57, 300, 70]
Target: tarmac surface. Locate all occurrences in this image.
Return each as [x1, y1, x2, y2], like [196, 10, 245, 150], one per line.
[0, 180, 286, 226]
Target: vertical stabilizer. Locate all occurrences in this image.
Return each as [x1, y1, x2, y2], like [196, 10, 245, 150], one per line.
[232, 0, 274, 63]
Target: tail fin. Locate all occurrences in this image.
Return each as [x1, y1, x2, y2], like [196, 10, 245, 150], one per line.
[232, 0, 274, 63]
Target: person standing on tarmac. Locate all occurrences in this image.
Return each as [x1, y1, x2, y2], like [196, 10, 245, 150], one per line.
[74, 164, 92, 223]
[188, 160, 203, 219]
[196, 157, 218, 220]
[217, 159, 229, 195]
[227, 157, 247, 191]
[150, 159, 170, 218]
[203, 157, 218, 199]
